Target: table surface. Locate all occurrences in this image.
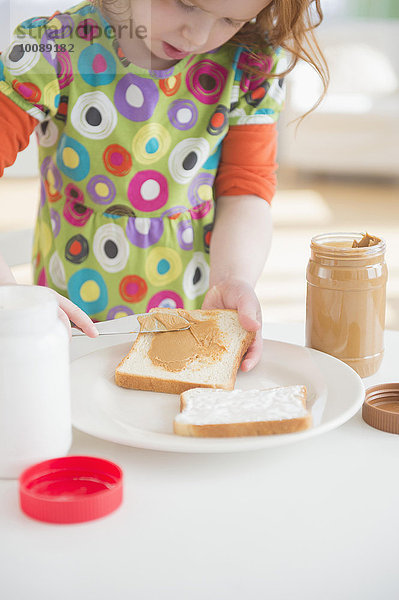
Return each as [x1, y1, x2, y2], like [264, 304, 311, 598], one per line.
[1, 323, 398, 600]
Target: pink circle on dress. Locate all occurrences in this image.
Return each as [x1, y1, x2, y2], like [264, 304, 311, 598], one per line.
[146, 290, 184, 311]
[92, 54, 107, 74]
[111, 152, 123, 166]
[63, 197, 93, 227]
[186, 60, 228, 105]
[127, 170, 168, 212]
[126, 282, 139, 296]
[189, 201, 211, 220]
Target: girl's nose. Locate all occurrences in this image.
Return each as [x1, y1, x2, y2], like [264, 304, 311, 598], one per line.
[181, 14, 214, 50]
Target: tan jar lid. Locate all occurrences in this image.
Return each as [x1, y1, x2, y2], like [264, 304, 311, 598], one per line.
[363, 384, 399, 434]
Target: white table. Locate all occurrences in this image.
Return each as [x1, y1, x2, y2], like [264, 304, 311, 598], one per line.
[1, 323, 398, 600]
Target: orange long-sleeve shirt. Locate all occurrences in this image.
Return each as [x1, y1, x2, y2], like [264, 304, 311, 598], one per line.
[0, 92, 39, 170]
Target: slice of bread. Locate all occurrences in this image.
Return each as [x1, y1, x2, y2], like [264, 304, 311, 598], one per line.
[115, 308, 255, 394]
[174, 385, 312, 437]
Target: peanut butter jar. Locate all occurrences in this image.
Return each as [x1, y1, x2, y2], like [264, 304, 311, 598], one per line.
[306, 232, 388, 378]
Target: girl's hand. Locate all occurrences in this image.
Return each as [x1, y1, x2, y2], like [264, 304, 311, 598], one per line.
[1, 251, 97, 337]
[202, 278, 262, 371]
[52, 290, 99, 338]
[0, 279, 99, 338]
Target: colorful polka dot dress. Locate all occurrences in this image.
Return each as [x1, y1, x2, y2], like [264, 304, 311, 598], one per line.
[0, 1, 285, 320]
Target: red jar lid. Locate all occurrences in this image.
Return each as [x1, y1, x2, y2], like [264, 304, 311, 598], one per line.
[19, 456, 123, 524]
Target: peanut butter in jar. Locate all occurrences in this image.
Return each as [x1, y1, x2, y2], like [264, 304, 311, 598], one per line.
[306, 232, 388, 378]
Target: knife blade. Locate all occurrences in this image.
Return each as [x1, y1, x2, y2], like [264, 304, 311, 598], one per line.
[71, 313, 190, 337]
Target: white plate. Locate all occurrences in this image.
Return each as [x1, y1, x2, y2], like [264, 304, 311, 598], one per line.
[71, 339, 364, 453]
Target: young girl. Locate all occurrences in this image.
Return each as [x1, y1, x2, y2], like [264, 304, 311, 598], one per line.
[0, 0, 327, 368]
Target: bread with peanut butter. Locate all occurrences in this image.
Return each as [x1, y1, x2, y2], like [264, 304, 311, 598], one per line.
[174, 385, 311, 437]
[115, 308, 255, 394]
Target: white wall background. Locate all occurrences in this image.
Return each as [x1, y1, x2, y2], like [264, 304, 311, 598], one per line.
[1, 0, 74, 42]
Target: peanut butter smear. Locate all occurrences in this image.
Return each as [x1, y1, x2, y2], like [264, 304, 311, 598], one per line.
[147, 312, 227, 372]
[137, 312, 190, 332]
[352, 233, 381, 248]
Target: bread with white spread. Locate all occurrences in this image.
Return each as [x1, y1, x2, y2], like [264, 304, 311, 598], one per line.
[174, 385, 311, 437]
[115, 308, 255, 394]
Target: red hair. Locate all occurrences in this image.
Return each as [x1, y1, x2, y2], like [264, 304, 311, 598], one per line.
[92, 0, 329, 109]
[233, 0, 329, 110]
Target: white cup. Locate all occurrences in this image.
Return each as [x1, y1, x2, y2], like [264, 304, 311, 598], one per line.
[0, 286, 71, 479]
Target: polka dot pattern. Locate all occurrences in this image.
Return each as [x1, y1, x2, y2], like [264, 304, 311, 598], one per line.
[114, 74, 159, 122]
[145, 247, 183, 287]
[50, 208, 61, 237]
[37, 120, 59, 148]
[128, 170, 169, 212]
[106, 305, 135, 320]
[119, 275, 147, 303]
[168, 138, 210, 184]
[159, 74, 181, 96]
[12, 80, 41, 103]
[132, 123, 171, 165]
[78, 43, 116, 87]
[183, 252, 210, 299]
[71, 91, 117, 139]
[56, 134, 90, 181]
[49, 250, 67, 290]
[168, 99, 198, 131]
[65, 234, 89, 264]
[57, 50, 74, 89]
[87, 175, 116, 205]
[93, 224, 129, 273]
[41, 157, 62, 203]
[63, 197, 93, 227]
[103, 144, 133, 177]
[4, 35, 40, 75]
[207, 104, 229, 135]
[76, 18, 101, 42]
[188, 172, 215, 207]
[68, 268, 108, 316]
[126, 216, 164, 248]
[146, 290, 184, 311]
[186, 60, 228, 105]
[177, 220, 194, 251]
[19, 5, 284, 320]
[47, 14, 74, 39]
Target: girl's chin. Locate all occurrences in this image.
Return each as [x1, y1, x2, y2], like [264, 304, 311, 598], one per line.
[149, 46, 180, 69]
[151, 55, 179, 69]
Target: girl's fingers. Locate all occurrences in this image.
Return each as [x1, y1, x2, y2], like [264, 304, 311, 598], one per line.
[236, 292, 262, 332]
[55, 293, 99, 338]
[201, 285, 225, 310]
[57, 307, 72, 339]
[202, 282, 262, 333]
[241, 330, 263, 372]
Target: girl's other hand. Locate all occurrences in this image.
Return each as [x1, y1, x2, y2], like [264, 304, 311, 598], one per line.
[201, 278, 262, 371]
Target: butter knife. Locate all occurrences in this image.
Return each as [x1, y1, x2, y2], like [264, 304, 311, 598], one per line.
[71, 313, 190, 337]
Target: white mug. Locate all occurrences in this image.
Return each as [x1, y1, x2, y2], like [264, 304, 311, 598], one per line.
[0, 286, 71, 479]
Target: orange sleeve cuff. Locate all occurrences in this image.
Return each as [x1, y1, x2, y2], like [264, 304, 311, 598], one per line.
[0, 92, 39, 176]
[214, 123, 278, 204]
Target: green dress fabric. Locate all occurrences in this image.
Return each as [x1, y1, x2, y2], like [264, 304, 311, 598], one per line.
[0, 1, 285, 321]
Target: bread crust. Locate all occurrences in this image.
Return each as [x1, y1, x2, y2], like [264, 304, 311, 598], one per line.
[115, 310, 255, 394]
[173, 414, 312, 437]
[174, 385, 312, 437]
[115, 372, 232, 395]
